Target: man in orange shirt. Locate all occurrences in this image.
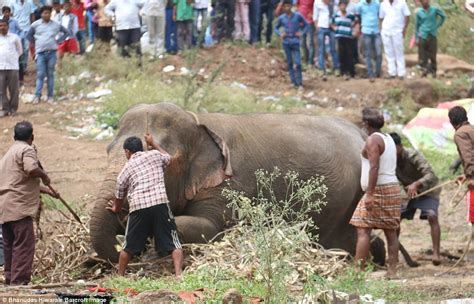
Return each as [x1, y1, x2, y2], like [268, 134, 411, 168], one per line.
[0, 121, 58, 285]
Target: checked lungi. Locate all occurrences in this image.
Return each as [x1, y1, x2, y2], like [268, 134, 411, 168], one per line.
[350, 183, 402, 230]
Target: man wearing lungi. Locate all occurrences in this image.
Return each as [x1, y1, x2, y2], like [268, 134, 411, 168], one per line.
[350, 107, 402, 278]
[449, 106, 474, 222]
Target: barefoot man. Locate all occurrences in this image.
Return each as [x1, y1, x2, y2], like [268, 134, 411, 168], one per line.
[350, 107, 402, 278]
[107, 134, 183, 277]
[390, 132, 442, 265]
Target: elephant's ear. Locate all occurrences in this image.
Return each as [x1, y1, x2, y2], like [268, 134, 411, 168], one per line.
[184, 125, 233, 201]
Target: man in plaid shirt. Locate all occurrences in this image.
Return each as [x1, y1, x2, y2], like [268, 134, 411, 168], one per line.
[107, 134, 183, 277]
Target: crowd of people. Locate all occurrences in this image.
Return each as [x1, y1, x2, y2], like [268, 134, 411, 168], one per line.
[0, 0, 454, 116]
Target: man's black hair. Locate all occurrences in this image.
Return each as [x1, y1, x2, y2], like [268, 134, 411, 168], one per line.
[0, 18, 8, 25]
[362, 107, 384, 129]
[123, 136, 144, 153]
[389, 132, 402, 146]
[2, 6, 11, 13]
[283, 0, 292, 4]
[14, 121, 34, 141]
[448, 106, 468, 126]
[40, 5, 53, 13]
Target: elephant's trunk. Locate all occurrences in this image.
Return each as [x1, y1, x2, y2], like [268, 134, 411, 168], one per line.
[89, 154, 127, 263]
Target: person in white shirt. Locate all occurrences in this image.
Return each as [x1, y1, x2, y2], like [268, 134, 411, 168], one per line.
[105, 0, 144, 58]
[193, 0, 208, 43]
[379, 0, 410, 79]
[313, 0, 340, 80]
[143, 0, 166, 56]
[0, 19, 22, 117]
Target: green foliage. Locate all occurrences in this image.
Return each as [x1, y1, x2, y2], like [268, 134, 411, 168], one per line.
[421, 148, 458, 180]
[223, 168, 328, 302]
[384, 88, 418, 124]
[105, 270, 267, 302]
[429, 75, 471, 101]
[41, 195, 66, 211]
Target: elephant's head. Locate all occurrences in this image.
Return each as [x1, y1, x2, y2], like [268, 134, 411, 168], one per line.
[89, 103, 232, 262]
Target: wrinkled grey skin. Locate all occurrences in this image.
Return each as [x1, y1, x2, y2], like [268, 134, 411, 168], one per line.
[89, 103, 383, 263]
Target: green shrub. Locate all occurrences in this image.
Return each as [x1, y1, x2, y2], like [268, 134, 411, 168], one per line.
[223, 168, 328, 302]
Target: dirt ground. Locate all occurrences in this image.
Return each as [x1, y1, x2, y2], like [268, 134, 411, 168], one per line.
[0, 47, 473, 300]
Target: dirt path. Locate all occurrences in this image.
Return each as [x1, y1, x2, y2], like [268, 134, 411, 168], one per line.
[0, 103, 108, 205]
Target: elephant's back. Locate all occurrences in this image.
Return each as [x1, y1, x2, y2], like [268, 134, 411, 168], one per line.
[199, 113, 365, 168]
[199, 113, 364, 194]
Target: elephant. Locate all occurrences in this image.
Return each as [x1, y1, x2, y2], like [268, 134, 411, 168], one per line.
[89, 102, 385, 263]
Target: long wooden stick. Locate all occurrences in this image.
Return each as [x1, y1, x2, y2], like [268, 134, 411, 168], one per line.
[145, 111, 149, 134]
[47, 185, 83, 225]
[412, 180, 456, 199]
[449, 183, 466, 208]
[377, 179, 456, 199]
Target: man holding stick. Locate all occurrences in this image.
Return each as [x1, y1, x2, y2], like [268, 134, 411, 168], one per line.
[390, 132, 442, 265]
[0, 121, 58, 285]
[107, 134, 183, 277]
[449, 106, 474, 221]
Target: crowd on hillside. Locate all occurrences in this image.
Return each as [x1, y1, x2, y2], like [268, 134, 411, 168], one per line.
[0, 0, 468, 116]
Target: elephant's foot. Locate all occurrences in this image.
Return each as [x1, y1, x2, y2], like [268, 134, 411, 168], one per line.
[370, 236, 386, 266]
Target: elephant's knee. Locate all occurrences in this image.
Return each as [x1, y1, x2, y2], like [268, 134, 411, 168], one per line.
[175, 215, 221, 243]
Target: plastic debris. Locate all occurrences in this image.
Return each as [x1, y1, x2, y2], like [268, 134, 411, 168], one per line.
[86, 89, 112, 99]
[163, 65, 175, 73]
[230, 82, 248, 90]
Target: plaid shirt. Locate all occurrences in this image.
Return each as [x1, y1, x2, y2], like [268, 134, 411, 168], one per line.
[115, 150, 171, 213]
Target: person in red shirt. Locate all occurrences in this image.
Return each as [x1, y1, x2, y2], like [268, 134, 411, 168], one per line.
[297, 0, 315, 65]
[71, 0, 86, 54]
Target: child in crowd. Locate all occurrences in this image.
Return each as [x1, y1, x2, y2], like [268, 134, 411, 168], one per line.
[53, 0, 79, 67]
[333, 0, 357, 80]
[274, 0, 308, 88]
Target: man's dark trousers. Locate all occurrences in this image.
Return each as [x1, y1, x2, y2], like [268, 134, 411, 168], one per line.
[257, 0, 275, 43]
[2, 217, 35, 285]
[0, 70, 20, 115]
[216, 0, 236, 41]
[165, 7, 178, 53]
[249, 0, 261, 44]
[419, 34, 437, 76]
[337, 37, 355, 77]
[283, 42, 303, 87]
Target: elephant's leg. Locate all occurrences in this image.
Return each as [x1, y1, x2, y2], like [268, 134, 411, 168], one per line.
[89, 175, 128, 263]
[175, 197, 230, 244]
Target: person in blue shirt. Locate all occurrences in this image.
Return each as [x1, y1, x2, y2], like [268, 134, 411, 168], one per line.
[356, 0, 381, 82]
[274, 0, 308, 88]
[2, 6, 21, 35]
